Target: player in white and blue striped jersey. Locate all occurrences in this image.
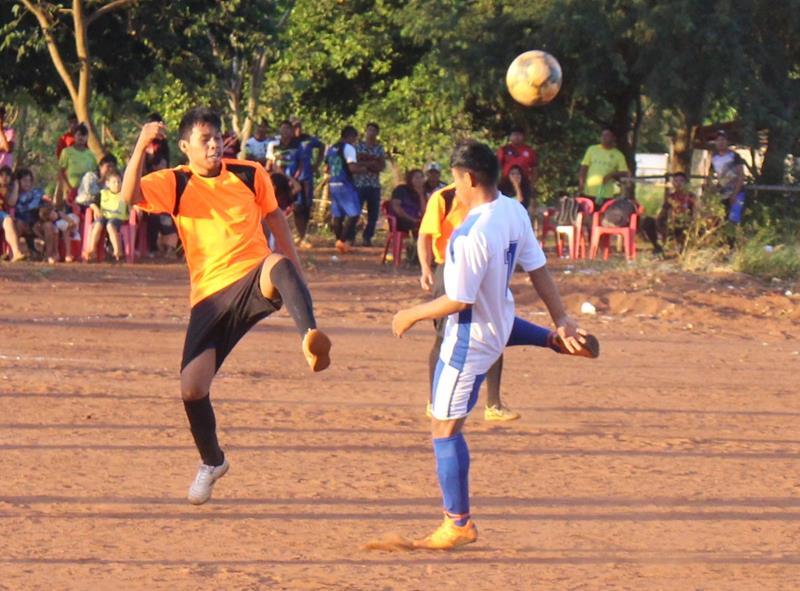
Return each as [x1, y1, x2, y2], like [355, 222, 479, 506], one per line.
[392, 140, 595, 549]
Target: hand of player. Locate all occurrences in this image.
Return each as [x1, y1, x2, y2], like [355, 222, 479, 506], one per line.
[555, 315, 587, 353]
[136, 122, 166, 151]
[392, 308, 417, 337]
[419, 267, 434, 292]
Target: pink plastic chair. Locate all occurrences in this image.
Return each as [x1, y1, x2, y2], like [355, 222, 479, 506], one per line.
[82, 207, 137, 263]
[381, 201, 408, 268]
[589, 199, 642, 261]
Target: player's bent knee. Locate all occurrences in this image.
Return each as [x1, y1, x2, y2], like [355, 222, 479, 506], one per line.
[180, 384, 208, 401]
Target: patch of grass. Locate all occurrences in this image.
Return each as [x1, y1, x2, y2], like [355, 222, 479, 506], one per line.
[734, 240, 800, 281]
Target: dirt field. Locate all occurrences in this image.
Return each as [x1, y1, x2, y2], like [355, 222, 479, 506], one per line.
[1, 248, 799, 591]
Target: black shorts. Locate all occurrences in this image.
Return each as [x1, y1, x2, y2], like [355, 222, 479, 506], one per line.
[181, 261, 282, 373]
[432, 263, 446, 337]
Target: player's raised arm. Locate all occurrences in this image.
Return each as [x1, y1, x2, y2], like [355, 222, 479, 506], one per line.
[121, 121, 166, 206]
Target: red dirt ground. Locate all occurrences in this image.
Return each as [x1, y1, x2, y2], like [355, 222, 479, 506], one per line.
[0, 247, 798, 590]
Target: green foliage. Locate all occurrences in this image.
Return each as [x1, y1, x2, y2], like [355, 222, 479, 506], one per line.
[734, 235, 800, 281]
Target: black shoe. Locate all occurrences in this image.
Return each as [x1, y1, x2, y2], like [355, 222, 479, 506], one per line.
[362, 238, 373, 247]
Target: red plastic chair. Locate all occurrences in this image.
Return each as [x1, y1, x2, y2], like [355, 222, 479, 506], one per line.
[555, 197, 595, 259]
[539, 207, 558, 248]
[381, 201, 408, 268]
[82, 207, 137, 263]
[589, 199, 643, 261]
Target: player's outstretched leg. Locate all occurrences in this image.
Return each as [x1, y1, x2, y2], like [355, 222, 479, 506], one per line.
[259, 254, 331, 372]
[181, 348, 229, 505]
[507, 316, 599, 358]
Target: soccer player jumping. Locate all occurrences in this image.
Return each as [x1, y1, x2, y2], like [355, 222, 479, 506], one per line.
[393, 141, 589, 549]
[121, 107, 331, 505]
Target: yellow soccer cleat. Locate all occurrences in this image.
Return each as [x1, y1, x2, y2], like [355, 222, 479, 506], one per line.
[425, 402, 433, 418]
[413, 517, 478, 550]
[484, 403, 521, 422]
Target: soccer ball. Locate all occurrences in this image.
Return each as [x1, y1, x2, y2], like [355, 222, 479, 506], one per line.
[505, 50, 562, 107]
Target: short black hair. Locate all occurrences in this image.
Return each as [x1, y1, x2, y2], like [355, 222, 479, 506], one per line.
[510, 127, 524, 135]
[15, 168, 32, 181]
[366, 122, 379, 132]
[99, 153, 118, 168]
[449, 140, 499, 186]
[341, 125, 358, 139]
[75, 123, 89, 136]
[0, 165, 12, 177]
[178, 106, 222, 141]
[146, 112, 163, 123]
[279, 120, 292, 128]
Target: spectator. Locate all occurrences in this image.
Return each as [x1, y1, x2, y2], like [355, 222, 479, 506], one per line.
[0, 106, 16, 171]
[58, 123, 97, 204]
[497, 127, 538, 187]
[324, 125, 368, 253]
[76, 153, 118, 210]
[292, 117, 325, 248]
[389, 169, 426, 235]
[578, 128, 630, 208]
[423, 162, 446, 198]
[498, 164, 534, 211]
[84, 169, 127, 262]
[600, 195, 640, 228]
[266, 120, 302, 177]
[140, 113, 177, 258]
[144, 113, 170, 173]
[353, 122, 386, 246]
[641, 172, 695, 255]
[222, 130, 240, 159]
[244, 121, 271, 166]
[708, 130, 746, 225]
[0, 166, 25, 261]
[56, 113, 78, 159]
[13, 168, 47, 255]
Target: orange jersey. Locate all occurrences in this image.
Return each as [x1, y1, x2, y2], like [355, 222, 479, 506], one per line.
[418, 183, 467, 264]
[139, 159, 278, 306]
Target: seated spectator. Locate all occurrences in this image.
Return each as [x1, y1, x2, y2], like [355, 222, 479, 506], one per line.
[33, 203, 63, 264]
[0, 105, 16, 171]
[599, 195, 640, 228]
[58, 123, 97, 204]
[84, 170, 127, 262]
[423, 162, 446, 199]
[641, 172, 696, 255]
[13, 168, 46, 253]
[144, 113, 170, 172]
[0, 166, 25, 261]
[76, 153, 118, 210]
[389, 169, 426, 234]
[498, 164, 534, 211]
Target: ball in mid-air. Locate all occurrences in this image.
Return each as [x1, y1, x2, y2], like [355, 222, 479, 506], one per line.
[505, 50, 562, 107]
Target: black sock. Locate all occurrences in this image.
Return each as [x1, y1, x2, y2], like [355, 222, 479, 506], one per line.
[269, 257, 317, 336]
[485, 355, 503, 408]
[428, 335, 443, 402]
[342, 215, 359, 243]
[183, 395, 224, 466]
[332, 217, 343, 240]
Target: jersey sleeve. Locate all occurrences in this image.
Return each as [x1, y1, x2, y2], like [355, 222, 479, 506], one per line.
[444, 231, 490, 304]
[580, 146, 593, 167]
[254, 163, 279, 216]
[419, 192, 444, 237]
[344, 144, 357, 163]
[516, 208, 547, 272]
[138, 169, 177, 214]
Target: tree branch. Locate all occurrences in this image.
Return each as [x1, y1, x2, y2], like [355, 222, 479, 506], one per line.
[86, 0, 138, 27]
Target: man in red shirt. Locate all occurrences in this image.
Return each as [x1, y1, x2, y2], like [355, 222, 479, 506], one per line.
[496, 128, 538, 186]
[56, 113, 78, 159]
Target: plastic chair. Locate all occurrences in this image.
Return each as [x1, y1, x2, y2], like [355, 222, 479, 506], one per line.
[589, 199, 642, 261]
[82, 207, 137, 263]
[381, 201, 408, 268]
[554, 197, 595, 259]
[539, 207, 558, 248]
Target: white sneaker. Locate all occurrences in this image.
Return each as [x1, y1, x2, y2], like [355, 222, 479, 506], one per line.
[187, 458, 229, 505]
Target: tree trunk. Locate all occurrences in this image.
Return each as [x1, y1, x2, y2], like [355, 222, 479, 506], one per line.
[608, 88, 638, 171]
[238, 48, 269, 158]
[759, 122, 794, 186]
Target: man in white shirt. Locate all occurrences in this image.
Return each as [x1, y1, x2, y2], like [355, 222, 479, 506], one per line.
[244, 122, 272, 166]
[392, 140, 592, 550]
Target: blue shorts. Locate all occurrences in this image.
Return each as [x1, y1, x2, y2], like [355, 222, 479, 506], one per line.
[94, 217, 123, 231]
[329, 182, 360, 218]
[430, 359, 487, 420]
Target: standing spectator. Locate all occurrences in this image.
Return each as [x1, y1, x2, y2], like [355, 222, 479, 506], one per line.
[353, 122, 386, 246]
[641, 172, 695, 255]
[0, 166, 25, 261]
[141, 113, 177, 258]
[498, 164, 534, 211]
[708, 130, 746, 225]
[389, 169, 426, 234]
[423, 162, 446, 199]
[266, 120, 302, 177]
[497, 127, 538, 185]
[0, 106, 16, 171]
[56, 113, 78, 159]
[76, 153, 118, 210]
[292, 117, 325, 248]
[58, 123, 97, 204]
[84, 169, 128, 262]
[144, 113, 170, 173]
[244, 121, 272, 166]
[577, 128, 630, 208]
[324, 125, 367, 253]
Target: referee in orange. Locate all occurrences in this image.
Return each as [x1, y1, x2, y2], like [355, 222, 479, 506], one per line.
[121, 107, 331, 504]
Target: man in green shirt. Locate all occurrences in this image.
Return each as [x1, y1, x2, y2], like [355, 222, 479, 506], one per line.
[58, 123, 97, 204]
[578, 129, 630, 207]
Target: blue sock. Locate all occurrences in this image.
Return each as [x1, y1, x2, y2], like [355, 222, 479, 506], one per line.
[506, 316, 553, 348]
[433, 433, 470, 526]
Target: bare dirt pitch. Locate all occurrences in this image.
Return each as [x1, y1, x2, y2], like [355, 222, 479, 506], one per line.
[1, 249, 798, 591]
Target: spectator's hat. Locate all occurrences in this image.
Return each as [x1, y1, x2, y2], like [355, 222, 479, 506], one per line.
[714, 129, 727, 138]
[424, 162, 441, 173]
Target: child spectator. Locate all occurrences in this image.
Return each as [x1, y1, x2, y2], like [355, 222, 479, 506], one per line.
[58, 123, 97, 204]
[84, 169, 128, 262]
[389, 169, 426, 235]
[0, 166, 25, 261]
[0, 106, 16, 171]
[76, 153, 118, 210]
[13, 168, 47, 253]
[56, 113, 78, 159]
